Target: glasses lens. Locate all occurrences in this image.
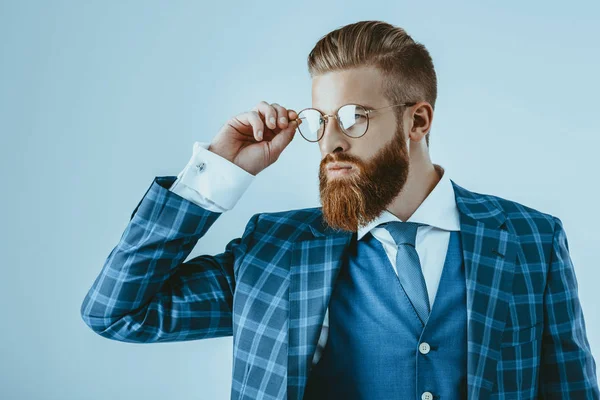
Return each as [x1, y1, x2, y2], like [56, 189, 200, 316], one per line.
[297, 109, 324, 142]
[338, 104, 368, 137]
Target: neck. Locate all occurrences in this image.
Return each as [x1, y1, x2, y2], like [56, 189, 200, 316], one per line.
[386, 145, 441, 222]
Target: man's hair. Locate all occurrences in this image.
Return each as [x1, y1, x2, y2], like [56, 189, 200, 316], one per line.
[307, 20, 437, 147]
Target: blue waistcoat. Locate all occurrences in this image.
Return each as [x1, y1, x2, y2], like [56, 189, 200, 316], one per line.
[303, 230, 468, 400]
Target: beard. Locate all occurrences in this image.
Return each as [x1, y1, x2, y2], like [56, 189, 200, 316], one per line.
[318, 126, 410, 232]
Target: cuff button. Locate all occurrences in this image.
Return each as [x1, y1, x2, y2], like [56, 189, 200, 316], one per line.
[196, 162, 206, 172]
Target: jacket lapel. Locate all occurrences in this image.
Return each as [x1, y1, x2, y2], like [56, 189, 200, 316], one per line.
[286, 180, 518, 400]
[287, 212, 353, 400]
[451, 179, 519, 400]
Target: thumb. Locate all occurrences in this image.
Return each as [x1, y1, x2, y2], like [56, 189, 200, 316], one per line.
[269, 121, 297, 159]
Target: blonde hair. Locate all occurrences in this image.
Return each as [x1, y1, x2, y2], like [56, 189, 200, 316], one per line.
[307, 20, 437, 147]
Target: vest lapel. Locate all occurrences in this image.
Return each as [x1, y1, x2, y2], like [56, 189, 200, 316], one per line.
[451, 180, 519, 400]
[287, 213, 353, 400]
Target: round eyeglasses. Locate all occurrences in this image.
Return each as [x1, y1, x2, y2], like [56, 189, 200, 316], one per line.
[294, 102, 417, 142]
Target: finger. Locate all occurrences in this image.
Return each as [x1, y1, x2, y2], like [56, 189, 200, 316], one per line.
[271, 103, 288, 130]
[252, 101, 278, 131]
[287, 109, 300, 126]
[241, 110, 265, 141]
[258, 112, 298, 144]
[269, 121, 296, 159]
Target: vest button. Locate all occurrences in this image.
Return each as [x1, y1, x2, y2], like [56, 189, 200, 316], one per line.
[421, 392, 434, 400]
[419, 342, 431, 354]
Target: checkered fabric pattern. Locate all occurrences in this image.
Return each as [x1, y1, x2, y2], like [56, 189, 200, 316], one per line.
[81, 175, 599, 400]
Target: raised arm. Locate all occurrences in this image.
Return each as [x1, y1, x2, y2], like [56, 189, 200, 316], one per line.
[81, 100, 298, 343]
[80, 176, 260, 343]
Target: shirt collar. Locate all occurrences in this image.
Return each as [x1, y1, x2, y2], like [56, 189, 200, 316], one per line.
[356, 164, 461, 241]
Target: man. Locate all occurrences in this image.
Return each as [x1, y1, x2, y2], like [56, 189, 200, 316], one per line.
[80, 20, 599, 399]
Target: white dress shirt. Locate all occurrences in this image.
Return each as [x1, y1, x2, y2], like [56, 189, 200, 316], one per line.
[169, 141, 461, 366]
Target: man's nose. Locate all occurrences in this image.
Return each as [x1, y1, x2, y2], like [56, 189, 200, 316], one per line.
[320, 115, 350, 154]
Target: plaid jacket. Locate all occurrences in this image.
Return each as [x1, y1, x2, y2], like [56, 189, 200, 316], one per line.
[81, 176, 599, 400]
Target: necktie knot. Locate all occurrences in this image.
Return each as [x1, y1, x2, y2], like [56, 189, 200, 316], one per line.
[382, 221, 425, 247]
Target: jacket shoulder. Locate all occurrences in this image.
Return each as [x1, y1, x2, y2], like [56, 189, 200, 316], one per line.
[474, 189, 558, 235]
[252, 206, 323, 237]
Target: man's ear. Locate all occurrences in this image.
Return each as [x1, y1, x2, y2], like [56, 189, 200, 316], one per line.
[408, 102, 433, 141]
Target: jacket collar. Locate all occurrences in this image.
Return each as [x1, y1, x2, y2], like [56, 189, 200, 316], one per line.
[305, 178, 507, 239]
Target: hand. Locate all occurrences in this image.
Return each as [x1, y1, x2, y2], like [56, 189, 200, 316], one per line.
[208, 101, 302, 176]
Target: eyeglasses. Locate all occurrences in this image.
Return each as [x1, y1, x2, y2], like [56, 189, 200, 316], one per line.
[294, 102, 417, 142]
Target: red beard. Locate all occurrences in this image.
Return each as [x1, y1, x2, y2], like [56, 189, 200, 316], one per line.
[318, 128, 410, 232]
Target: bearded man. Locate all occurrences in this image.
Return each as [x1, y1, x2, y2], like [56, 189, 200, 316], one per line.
[81, 20, 599, 400]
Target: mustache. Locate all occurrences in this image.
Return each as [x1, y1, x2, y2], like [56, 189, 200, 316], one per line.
[321, 153, 363, 169]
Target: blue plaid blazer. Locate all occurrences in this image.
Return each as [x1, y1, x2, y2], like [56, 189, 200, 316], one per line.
[81, 176, 599, 400]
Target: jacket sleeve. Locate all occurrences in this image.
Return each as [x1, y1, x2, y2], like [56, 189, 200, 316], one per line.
[80, 175, 260, 343]
[539, 216, 600, 398]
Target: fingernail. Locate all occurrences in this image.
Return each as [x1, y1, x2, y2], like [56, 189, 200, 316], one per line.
[269, 117, 276, 126]
[257, 130, 263, 140]
[279, 117, 287, 124]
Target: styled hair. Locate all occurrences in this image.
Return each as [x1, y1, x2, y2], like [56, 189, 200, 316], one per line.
[307, 20, 437, 147]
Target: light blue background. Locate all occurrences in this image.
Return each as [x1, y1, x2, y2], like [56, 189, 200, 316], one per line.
[1, 1, 598, 399]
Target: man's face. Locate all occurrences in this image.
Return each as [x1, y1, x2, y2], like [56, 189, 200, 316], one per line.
[312, 66, 411, 232]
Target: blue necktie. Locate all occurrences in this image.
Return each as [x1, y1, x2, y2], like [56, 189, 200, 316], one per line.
[382, 221, 430, 325]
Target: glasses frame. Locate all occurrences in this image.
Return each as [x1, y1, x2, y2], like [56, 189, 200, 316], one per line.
[294, 102, 417, 142]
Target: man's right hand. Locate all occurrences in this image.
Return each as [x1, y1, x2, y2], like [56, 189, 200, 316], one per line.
[208, 101, 302, 176]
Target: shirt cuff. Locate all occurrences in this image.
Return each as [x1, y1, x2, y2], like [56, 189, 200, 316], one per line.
[170, 141, 255, 211]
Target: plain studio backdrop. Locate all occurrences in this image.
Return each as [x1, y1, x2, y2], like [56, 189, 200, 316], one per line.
[1, 1, 598, 399]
